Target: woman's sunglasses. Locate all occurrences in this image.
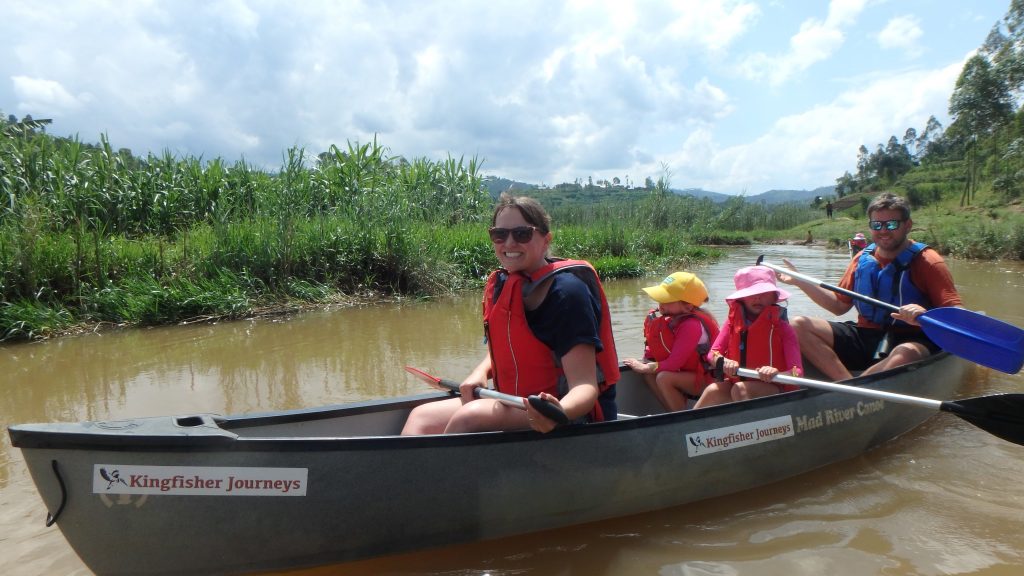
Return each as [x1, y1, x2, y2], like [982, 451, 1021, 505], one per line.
[868, 219, 904, 231]
[488, 226, 538, 243]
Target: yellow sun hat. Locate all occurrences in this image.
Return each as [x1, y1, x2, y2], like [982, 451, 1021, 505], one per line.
[642, 272, 709, 306]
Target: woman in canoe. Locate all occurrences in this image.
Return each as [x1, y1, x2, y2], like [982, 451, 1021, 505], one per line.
[622, 271, 720, 411]
[695, 266, 803, 408]
[401, 193, 619, 435]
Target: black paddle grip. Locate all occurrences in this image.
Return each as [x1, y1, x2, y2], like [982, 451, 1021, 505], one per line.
[528, 395, 570, 425]
[712, 356, 726, 380]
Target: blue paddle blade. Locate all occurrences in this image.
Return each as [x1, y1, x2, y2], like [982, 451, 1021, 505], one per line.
[919, 307, 1024, 374]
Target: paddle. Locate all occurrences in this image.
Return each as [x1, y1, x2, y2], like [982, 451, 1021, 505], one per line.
[755, 256, 1024, 374]
[404, 366, 570, 425]
[731, 366, 1024, 447]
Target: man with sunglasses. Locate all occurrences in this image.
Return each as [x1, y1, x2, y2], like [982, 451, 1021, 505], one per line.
[778, 192, 962, 380]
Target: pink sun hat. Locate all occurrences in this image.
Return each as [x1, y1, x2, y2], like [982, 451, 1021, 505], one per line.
[726, 266, 791, 302]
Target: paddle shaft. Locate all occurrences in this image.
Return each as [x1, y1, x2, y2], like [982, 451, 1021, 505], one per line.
[733, 367, 941, 410]
[432, 377, 570, 425]
[733, 367, 1024, 447]
[756, 258, 900, 313]
[434, 377, 518, 405]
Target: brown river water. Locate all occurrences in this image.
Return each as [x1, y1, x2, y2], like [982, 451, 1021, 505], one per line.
[2, 244, 1023, 575]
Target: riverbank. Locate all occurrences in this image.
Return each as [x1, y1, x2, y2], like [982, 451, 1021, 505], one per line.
[772, 196, 1024, 260]
[5, 229, 723, 343]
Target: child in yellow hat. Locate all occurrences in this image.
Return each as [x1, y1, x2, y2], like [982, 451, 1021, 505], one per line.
[623, 272, 721, 411]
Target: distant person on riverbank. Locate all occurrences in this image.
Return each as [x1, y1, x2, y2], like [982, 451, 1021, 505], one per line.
[825, 201, 834, 219]
[622, 272, 720, 412]
[694, 266, 802, 408]
[777, 192, 962, 380]
[849, 232, 867, 257]
[402, 193, 619, 435]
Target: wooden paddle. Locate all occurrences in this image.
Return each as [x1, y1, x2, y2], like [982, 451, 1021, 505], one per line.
[733, 366, 1024, 447]
[404, 366, 570, 425]
[756, 256, 1024, 374]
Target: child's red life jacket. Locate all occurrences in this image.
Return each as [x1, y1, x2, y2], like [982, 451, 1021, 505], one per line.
[725, 302, 798, 391]
[643, 308, 720, 387]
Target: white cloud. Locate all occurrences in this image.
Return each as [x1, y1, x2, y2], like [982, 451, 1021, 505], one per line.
[686, 58, 967, 193]
[0, 0, 1004, 193]
[877, 15, 924, 58]
[11, 76, 85, 112]
[739, 0, 867, 86]
[662, 0, 762, 53]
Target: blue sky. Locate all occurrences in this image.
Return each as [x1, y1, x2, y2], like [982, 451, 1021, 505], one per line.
[0, 1, 1010, 194]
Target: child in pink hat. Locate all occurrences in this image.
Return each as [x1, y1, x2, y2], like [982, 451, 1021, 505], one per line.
[694, 266, 803, 408]
[623, 272, 721, 411]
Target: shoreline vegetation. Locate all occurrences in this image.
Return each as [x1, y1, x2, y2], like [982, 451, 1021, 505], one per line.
[3, 125, 1023, 342]
[0, 132, 736, 342]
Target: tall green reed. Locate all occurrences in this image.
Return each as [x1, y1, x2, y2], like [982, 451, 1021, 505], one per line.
[1, 128, 744, 340]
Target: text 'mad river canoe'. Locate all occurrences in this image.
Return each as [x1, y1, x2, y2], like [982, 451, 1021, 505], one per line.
[9, 353, 972, 575]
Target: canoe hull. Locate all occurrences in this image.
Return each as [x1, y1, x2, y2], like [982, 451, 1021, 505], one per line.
[10, 353, 968, 576]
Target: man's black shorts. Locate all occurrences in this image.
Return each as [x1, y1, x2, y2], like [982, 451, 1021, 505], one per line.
[830, 321, 941, 371]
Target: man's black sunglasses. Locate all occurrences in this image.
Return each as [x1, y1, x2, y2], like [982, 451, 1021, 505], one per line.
[868, 219, 904, 231]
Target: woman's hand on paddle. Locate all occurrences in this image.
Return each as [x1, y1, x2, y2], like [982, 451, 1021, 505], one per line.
[892, 303, 927, 326]
[457, 379, 485, 404]
[755, 366, 780, 382]
[524, 392, 562, 433]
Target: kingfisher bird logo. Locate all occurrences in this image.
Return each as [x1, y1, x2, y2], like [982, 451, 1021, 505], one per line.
[688, 435, 705, 449]
[99, 468, 128, 490]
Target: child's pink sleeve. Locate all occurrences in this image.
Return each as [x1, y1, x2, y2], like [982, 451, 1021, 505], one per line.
[706, 318, 731, 364]
[658, 319, 704, 372]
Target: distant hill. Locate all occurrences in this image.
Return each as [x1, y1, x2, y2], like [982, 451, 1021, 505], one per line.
[482, 176, 538, 197]
[482, 175, 834, 205]
[748, 186, 835, 205]
[670, 188, 731, 203]
[673, 185, 833, 205]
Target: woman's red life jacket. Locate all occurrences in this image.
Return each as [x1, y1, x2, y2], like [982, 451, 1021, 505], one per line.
[482, 259, 620, 421]
[643, 308, 720, 387]
[725, 302, 798, 392]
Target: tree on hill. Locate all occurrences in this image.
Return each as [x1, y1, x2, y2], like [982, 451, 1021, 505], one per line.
[916, 115, 947, 160]
[948, 55, 1013, 142]
[835, 1, 1024, 207]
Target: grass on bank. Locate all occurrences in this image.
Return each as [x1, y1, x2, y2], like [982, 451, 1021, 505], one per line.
[0, 214, 723, 341]
[764, 177, 1024, 260]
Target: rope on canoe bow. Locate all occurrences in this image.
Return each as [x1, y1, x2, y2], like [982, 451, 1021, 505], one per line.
[45, 459, 67, 527]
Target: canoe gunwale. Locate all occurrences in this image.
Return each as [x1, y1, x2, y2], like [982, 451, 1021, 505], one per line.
[8, 353, 957, 452]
